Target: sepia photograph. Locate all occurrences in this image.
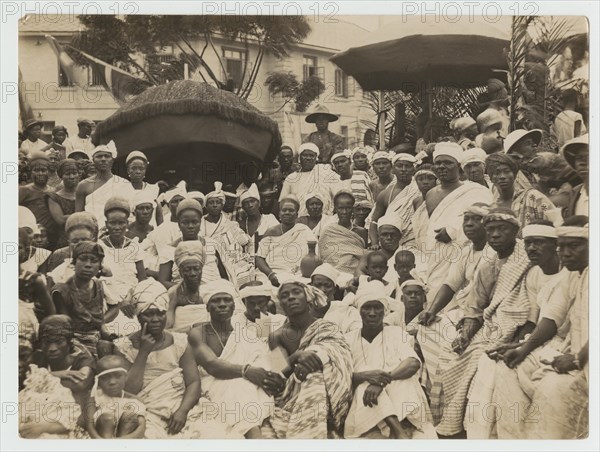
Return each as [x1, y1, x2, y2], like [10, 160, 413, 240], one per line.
[2, 1, 595, 448]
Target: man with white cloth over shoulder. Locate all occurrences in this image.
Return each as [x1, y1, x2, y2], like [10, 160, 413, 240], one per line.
[344, 280, 436, 439]
[420, 142, 493, 302]
[188, 280, 273, 438]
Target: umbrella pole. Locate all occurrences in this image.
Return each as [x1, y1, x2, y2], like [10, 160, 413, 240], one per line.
[378, 90, 386, 149]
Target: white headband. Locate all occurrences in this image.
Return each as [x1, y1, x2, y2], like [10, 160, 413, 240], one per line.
[399, 279, 426, 292]
[392, 153, 417, 165]
[92, 367, 128, 396]
[371, 151, 392, 163]
[331, 149, 352, 162]
[414, 169, 437, 179]
[240, 285, 272, 299]
[522, 224, 558, 239]
[557, 225, 589, 239]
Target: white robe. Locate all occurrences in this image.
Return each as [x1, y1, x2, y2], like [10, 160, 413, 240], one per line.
[344, 327, 436, 438]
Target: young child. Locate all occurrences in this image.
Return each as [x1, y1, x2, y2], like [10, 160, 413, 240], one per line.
[52, 241, 118, 357]
[86, 355, 146, 438]
[355, 251, 390, 288]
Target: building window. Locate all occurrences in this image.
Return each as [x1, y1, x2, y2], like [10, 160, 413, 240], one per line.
[87, 66, 104, 86]
[335, 69, 348, 98]
[223, 48, 246, 89]
[340, 125, 348, 148]
[147, 46, 176, 83]
[303, 55, 324, 82]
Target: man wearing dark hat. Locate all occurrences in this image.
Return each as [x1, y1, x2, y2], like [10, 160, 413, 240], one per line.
[69, 118, 95, 155]
[19, 119, 48, 155]
[303, 104, 344, 164]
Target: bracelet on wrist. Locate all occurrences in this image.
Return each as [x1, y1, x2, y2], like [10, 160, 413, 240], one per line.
[267, 272, 275, 279]
[241, 364, 251, 379]
[572, 356, 582, 370]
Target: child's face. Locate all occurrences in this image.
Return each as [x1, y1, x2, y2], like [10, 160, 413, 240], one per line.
[395, 255, 415, 279]
[74, 253, 101, 280]
[98, 371, 127, 397]
[401, 285, 426, 311]
[367, 257, 388, 280]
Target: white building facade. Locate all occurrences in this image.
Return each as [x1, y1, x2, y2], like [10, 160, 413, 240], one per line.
[19, 15, 374, 151]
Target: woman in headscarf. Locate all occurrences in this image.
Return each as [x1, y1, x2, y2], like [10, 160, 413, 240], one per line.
[114, 278, 229, 438]
[47, 159, 80, 248]
[486, 152, 555, 229]
[40, 125, 74, 159]
[238, 183, 280, 241]
[20, 315, 94, 438]
[42, 211, 98, 280]
[297, 192, 334, 239]
[166, 241, 209, 332]
[126, 190, 156, 242]
[19, 206, 51, 274]
[52, 241, 117, 357]
[126, 151, 162, 227]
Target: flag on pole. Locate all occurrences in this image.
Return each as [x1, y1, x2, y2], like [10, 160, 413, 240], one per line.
[45, 34, 153, 104]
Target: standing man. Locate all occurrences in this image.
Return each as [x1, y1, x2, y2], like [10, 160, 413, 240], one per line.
[278, 143, 341, 217]
[67, 118, 95, 156]
[75, 141, 134, 229]
[304, 104, 344, 164]
[19, 119, 48, 155]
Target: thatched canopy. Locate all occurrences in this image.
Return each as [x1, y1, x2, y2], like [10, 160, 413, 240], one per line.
[94, 80, 282, 163]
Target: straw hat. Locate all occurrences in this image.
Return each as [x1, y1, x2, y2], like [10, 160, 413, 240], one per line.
[305, 104, 339, 123]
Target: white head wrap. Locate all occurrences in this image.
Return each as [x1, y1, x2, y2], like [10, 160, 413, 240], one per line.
[126, 278, 169, 314]
[201, 279, 238, 303]
[399, 279, 426, 292]
[278, 277, 328, 308]
[240, 282, 272, 299]
[433, 142, 464, 164]
[461, 147, 487, 168]
[240, 183, 260, 203]
[351, 146, 371, 158]
[355, 280, 390, 315]
[206, 181, 226, 203]
[159, 180, 187, 203]
[92, 140, 117, 158]
[311, 263, 340, 286]
[130, 190, 156, 211]
[391, 153, 417, 165]
[414, 169, 438, 179]
[187, 191, 206, 206]
[371, 150, 392, 163]
[377, 213, 402, 230]
[463, 202, 490, 217]
[522, 224, 558, 239]
[125, 150, 148, 165]
[331, 149, 352, 163]
[298, 142, 320, 157]
[556, 225, 589, 239]
[304, 192, 325, 205]
[19, 206, 40, 234]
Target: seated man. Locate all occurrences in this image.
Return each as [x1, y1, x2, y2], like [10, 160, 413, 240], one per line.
[488, 216, 589, 439]
[188, 281, 274, 438]
[344, 284, 436, 439]
[265, 278, 353, 439]
[310, 263, 362, 334]
[318, 190, 367, 275]
[231, 281, 287, 339]
[256, 195, 317, 286]
[385, 280, 427, 335]
[427, 208, 533, 436]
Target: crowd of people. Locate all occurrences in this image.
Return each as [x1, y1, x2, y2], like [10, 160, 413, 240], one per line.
[17, 87, 589, 439]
